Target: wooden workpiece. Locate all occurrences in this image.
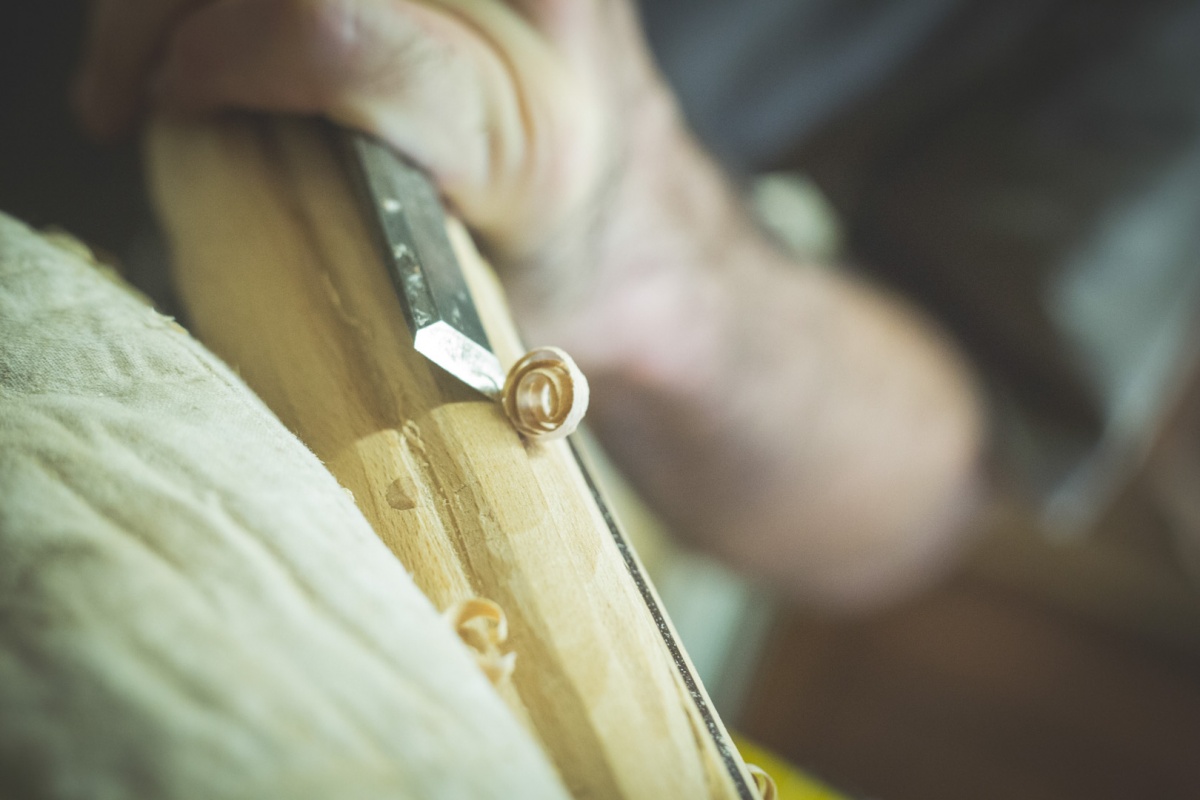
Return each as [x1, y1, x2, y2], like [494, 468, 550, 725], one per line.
[146, 115, 754, 800]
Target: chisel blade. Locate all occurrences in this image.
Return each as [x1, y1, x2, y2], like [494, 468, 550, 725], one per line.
[345, 131, 505, 397]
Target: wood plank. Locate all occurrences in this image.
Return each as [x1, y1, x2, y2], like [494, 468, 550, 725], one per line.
[146, 114, 752, 800]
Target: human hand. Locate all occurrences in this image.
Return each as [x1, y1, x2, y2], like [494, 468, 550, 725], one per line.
[74, 2, 988, 610]
[73, 0, 686, 316]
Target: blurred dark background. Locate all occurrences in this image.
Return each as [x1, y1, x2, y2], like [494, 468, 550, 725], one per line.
[1, 8, 139, 248]
[4, 2, 1200, 799]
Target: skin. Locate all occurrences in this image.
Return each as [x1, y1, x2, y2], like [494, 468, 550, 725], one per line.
[75, 0, 988, 610]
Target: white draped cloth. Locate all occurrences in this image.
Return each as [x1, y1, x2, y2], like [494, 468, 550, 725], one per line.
[0, 212, 566, 799]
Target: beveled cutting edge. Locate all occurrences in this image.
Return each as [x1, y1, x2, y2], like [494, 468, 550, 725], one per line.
[343, 130, 506, 398]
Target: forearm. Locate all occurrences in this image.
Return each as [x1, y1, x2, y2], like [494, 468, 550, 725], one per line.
[516, 98, 988, 609]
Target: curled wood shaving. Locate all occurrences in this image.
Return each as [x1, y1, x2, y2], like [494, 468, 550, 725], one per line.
[748, 764, 777, 800]
[443, 597, 516, 685]
[501, 347, 589, 441]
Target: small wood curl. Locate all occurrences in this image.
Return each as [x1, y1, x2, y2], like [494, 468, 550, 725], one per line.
[501, 346, 589, 441]
[747, 764, 777, 800]
[443, 597, 517, 685]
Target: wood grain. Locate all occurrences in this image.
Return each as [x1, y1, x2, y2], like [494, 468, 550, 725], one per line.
[146, 114, 752, 800]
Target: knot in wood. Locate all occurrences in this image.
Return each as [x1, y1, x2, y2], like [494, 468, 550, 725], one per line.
[501, 347, 588, 441]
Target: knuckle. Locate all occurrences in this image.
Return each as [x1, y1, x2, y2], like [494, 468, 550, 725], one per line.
[289, 0, 362, 60]
[245, 0, 365, 105]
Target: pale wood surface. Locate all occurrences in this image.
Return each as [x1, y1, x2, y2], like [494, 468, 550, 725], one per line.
[146, 115, 752, 800]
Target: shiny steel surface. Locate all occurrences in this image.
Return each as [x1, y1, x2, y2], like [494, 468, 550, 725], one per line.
[344, 131, 505, 397]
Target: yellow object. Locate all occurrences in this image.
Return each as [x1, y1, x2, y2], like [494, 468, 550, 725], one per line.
[734, 735, 849, 800]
